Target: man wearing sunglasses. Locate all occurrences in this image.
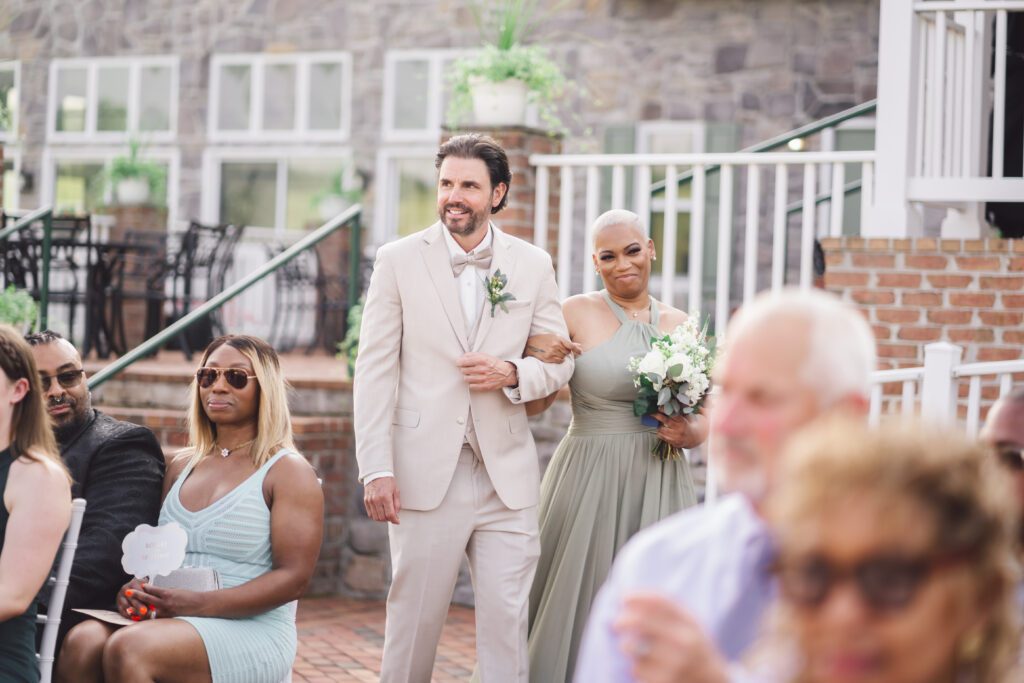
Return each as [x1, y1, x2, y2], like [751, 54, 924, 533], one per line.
[25, 330, 165, 659]
[574, 289, 876, 683]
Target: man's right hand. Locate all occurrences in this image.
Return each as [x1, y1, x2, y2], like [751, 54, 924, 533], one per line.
[363, 476, 401, 524]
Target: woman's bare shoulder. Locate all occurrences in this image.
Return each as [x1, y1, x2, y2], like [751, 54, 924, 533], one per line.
[657, 303, 690, 329]
[9, 453, 70, 499]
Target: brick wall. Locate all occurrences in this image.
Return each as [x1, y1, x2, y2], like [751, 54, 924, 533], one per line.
[821, 237, 1024, 368]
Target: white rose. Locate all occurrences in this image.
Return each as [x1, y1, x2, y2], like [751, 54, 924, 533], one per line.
[665, 353, 694, 382]
[637, 351, 668, 379]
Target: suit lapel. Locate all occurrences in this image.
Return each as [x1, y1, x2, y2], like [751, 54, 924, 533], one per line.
[421, 222, 470, 351]
[473, 226, 518, 351]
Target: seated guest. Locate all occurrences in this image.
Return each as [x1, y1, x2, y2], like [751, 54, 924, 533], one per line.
[0, 325, 73, 683]
[26, 330, 165, 654]
[766, 419, 1020, 683]
[58, 334, 324, 683]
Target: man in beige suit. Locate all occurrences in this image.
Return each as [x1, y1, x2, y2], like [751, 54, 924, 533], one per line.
[354, 134, 574, 682]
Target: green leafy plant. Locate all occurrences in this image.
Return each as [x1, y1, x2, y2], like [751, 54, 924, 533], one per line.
[107, 139, 167, 205]
[337, 296, 364, 378]
[447, 0, 571, 132]
[311, 168, 362, 211]
[0, 286, 37, 332]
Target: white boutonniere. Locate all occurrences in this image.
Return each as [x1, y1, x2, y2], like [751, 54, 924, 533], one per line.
[483, 269, 516, 317]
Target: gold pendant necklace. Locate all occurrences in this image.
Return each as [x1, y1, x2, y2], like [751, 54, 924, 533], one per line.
[216, 438, 255, 458]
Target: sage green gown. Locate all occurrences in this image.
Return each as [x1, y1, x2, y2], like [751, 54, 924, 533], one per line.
[527, 291, 698, 683]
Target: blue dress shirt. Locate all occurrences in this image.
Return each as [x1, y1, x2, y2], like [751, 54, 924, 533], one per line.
[574, 493, 777, 682]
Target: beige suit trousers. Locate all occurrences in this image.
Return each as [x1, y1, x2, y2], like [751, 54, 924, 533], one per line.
[380, 445, 540, 683]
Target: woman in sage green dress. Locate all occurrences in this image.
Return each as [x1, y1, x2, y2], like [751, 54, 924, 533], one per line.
[525, 210, 708, 682]
[0, 325, 72, 683]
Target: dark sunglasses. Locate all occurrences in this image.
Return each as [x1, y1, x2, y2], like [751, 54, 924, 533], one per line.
[773, 552, 965, 612]
[996, 447, 1024, 471]
[38, 368, 85, 392]
[195, 367, 258, 390]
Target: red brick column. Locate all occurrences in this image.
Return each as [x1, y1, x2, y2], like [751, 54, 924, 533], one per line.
[441, 126, 562, 250]
[821, 237, 1024, 367]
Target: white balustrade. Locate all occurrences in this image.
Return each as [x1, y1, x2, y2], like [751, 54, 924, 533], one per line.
[529, 151, 875, 330]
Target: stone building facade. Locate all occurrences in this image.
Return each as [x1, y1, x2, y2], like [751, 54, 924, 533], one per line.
[1, 0, 880, 240]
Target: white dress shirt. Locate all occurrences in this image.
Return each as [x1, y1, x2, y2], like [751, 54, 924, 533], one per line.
[363, 225, 494, 486]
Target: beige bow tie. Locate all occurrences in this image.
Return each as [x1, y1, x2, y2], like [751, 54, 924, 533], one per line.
[451, 247, 493, 276]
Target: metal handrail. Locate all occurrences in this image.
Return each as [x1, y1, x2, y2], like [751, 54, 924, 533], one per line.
[88, 204, 363, 389]
[0, 206, 54, 329]
[785, 178, 864, 215]
[649, 99, 878, 196]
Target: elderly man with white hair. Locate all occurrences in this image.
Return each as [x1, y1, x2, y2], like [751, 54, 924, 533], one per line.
[573, 287, 876, 683]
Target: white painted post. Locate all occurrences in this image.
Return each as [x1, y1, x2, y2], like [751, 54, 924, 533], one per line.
[920, 342, 963, 423]
[871, 0, 924, 236]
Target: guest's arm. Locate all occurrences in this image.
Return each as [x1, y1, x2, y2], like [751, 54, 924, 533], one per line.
[0, 457, 71, 620]
[61, 428, 165, 612]
[124, 453, 323, 618]
[573, 562, 636, 683]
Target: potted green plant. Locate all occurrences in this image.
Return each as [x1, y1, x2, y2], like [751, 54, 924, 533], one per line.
[0, 286, 37, 333]
[448, 0, 568, 130]
[311, 168, 362, 222]
[108, 139, 166, 206]
[336, 296, 364, 379]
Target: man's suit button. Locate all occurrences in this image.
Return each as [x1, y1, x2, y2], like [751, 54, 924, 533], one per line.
[456, 417, 465, 425]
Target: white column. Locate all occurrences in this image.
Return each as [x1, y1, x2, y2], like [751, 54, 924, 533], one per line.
[920, 342, 963, 423]
[870, 0, 924, 236]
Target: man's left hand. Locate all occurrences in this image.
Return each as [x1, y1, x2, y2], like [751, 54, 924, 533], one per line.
[613, 591, 730, 683]
[457, 353, 518, 391]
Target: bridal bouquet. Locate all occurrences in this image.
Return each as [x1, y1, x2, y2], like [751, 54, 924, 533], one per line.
[627, 318, 715, 461]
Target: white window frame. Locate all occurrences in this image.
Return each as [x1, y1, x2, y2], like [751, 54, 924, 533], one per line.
[382, 49, 473, 143]
[40, 145, 181, 228]
[373, 145, 438, 244]
[636, 120, 706, 215]
[200, 145, 355, 235]
[207, 52, 353, 144]
[0, 60, 20, 144]
[2, 146, 22, 211]
[46, 56, 179, 144]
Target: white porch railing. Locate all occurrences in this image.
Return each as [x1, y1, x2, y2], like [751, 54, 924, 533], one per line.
[529, 151, 875, 336]
[874, 0, 1024, 235]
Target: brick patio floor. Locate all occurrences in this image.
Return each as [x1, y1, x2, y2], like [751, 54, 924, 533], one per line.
[293, 597, 476, 682]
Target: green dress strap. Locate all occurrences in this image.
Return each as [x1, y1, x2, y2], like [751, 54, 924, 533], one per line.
[600, 289, 658, 327]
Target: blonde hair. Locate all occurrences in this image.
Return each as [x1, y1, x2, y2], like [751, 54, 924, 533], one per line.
[184, 335, 295, 470]
[0, 325, 68, 478]
[768, 418, 1020, 682]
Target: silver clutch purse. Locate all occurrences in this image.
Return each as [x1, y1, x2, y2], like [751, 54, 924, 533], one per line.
[150, 566, 221, 592]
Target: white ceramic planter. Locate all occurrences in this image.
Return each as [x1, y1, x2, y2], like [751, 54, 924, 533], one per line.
[317, 195, 351, 221]
[115, 178, 150, 205]
[470, 77, 529, 126]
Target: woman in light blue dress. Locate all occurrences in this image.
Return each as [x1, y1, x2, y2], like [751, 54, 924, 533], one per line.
[58, 335, 324, 683]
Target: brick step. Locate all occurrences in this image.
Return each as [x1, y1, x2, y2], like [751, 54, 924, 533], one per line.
[86, 351, 350, 416]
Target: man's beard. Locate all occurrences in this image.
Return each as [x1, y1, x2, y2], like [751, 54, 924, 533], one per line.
[49, 397, 89, 444]
[439, 202, 488, 237]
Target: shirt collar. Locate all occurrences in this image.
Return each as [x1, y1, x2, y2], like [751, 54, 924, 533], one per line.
[442, 222, 493, 258]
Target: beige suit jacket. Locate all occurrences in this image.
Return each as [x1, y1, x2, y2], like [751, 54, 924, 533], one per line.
[353, 223, 573, 511]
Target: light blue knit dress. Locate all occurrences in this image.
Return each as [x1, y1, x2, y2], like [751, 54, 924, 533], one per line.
[160, 449, 296, 683]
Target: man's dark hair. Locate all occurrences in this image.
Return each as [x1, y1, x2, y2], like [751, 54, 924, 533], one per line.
[435, 134, 512, 213]
[24, 330, 66, 347]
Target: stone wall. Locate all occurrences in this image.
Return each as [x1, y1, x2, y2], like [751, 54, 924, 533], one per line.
[1, 0, 880, 228]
